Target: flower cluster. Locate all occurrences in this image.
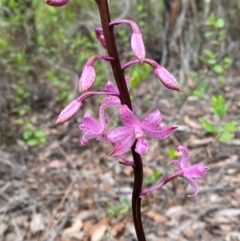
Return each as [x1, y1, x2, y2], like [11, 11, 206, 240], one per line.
[51, 14, 209, 198]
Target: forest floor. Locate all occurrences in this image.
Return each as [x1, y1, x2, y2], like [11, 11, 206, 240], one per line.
[0, 68, 240, 241]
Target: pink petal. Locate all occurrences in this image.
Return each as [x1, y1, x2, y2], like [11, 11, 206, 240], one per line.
[79, 114, 102, 132]
[125, 76, 132, 88]
[79, 65, 96, 92]
[107, 126, 134, 143]
[144, 126, 177, 140]
[55, 99, 82, 125]
[183, 176, 199, 197]
[120, 105, 141, 126]
[154, 66, 179, 91]
[46, 0, 69, 7]
[183, 164, 210, 178]
[131, 33, 145, 63]
[177, 145, 189, 169]
[95, 28, 106, 49]
[109, 131, 136, 156]
[135, 138, 149, 155]
[80, 131, 102, 145]
[141, 109, 162, 129]
[104, 81, 119, 94]
[101, 96, 121, 107]
[171, 160, 181, 170]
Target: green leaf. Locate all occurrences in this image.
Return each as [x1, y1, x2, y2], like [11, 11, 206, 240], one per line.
[215, 18, 225, 28]
[193, 90, 204, 99]
[203, 49, 215, 58]
[213, 65, 224, 74]
[168, 147, 176, 159]
[23, 130, 32, 140]
[219, 132, 233, 143]
[218, 76, 226, 84]
[34, 130, 45, 138]
[120, 197, 131, 206]
[222, 121, 238, 132]
[223, 57, 232, 69]
[199, 118, 217, 133]
[119, 206, 129, 215]
[26, 139, 39, 146]
[211, 95, 227, 118]
[204, 31, 213, 38]
[205, 13, 216, 26]
[207, 59, 216, 65]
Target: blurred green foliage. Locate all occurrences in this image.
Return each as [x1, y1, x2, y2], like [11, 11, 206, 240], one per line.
[144, 170, 162, 186]
[107, 197, 131, 217]
[1, 0, 240, 147]
[199, 95, 238, 143]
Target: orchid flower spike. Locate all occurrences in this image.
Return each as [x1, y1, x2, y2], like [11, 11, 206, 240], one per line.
[110, 20, 145, 63]
[171, 145, 210, 197]
[46, 0, 69, 7]
[79, 55, 114, 92]
[107, 105, 177, 156]
[95, 28, 106, 49]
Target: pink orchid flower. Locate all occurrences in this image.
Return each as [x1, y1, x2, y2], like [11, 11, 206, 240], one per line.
[170, 145, 209, 197]
[78, 106, 108, 145]
[107, 105, 177, 156]
[140, 145, 209, 198]
[79, 96, 121, 145]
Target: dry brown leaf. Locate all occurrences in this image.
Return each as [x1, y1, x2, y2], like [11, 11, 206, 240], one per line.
[146, 210, 168, 222]
[89, 217, 108, 241]
[112, 222, 125, 237]
[123, 166, 133, 176]
[83, 219, 93, 232]
[63, 219, 83, 235]
[183, 116, 202, 129]
[188, 137, 215, 147]
[30, 213, 45, 234]
[0, 220, 7, 236]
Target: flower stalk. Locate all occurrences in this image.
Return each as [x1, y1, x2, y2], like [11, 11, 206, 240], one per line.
[95, 0, 146, 240]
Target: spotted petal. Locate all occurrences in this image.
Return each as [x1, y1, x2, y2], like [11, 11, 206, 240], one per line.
[120, 105, 141, 126]
[107, 126, 133, 143]
[177, 145, 189, 169]
[144, 126, 177, 140]
[80, 130, 103, 145]
[141, 109, 162, 129]
[183, 175, 199, 198]
[183, 164, 210, 178]
[109, 131, 136, 156]
[79, 113, 102, 132]
[170, 160, 181, 170]
[135, 137, 149, 155]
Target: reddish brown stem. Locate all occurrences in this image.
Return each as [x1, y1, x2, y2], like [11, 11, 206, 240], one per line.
[95, 0, 146, 240]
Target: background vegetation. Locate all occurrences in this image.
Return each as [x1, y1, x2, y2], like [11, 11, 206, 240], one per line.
[0, 0, 240, 240]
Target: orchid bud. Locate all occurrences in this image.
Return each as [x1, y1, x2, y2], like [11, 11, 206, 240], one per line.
[55, 99, 82, 125]
[154, 66, 180, 91]
[110, 20, 145, 62]
[79, 65, 96, 92]
[46, 0, 69, 7]
[95, 28, 106, 49]
[131, 32, 145, 63]
[144, 59, 180, 91]
[79, 55, 114, 92]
